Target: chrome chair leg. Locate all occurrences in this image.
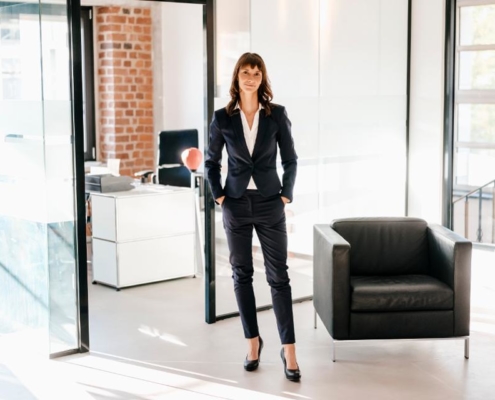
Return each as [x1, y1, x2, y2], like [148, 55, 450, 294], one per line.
[331, 338, 336, 362]
[464, 337, 470, 359]
[314, 308, 317, 329]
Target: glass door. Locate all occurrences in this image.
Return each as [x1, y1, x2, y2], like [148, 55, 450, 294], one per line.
[0, 0, 84, 357]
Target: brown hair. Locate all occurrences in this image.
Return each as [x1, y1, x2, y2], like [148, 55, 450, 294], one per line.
[226, 52, 273, 116]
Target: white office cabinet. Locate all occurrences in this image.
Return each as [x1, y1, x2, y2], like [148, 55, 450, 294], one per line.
[91, 186, 195, 290]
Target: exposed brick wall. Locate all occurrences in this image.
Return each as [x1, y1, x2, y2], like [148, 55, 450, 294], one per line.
[95, 6, 154, 177]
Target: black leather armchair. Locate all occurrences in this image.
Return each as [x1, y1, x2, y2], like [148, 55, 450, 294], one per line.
[313, 217, 472, 361]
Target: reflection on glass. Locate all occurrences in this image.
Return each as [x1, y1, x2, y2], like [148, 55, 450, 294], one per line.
[0, 1, 49, 349]
[0, 1, 78, 355]
[459, 51, 495, 90]
[460, 5, 495, 46]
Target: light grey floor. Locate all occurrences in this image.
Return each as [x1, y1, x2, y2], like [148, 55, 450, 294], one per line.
[1, 247, 495, 399]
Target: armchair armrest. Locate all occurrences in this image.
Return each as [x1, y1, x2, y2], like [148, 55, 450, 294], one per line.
[313, 224, 351, 340]
[134, 169, 155, 183]
[134, 164, 184, 184]
[428, 224, 472, 336]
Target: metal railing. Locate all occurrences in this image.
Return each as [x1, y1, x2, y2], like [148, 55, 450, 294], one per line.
[453, 178, 495, 243]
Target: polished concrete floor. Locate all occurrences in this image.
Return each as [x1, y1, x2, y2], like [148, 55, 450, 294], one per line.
[1, 246, 495, 399]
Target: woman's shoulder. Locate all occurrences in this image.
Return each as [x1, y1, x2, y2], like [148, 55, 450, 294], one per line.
[268, 103, 287, 118]
[213, 107, 229, 121]
[270, 103, 286, 112]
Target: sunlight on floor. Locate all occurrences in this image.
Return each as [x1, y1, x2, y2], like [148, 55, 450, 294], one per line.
[64, 353, 295, 400]
[282, 391, 312, 399]
[90, 350, 238, 384]
[138, 325, 188, 347]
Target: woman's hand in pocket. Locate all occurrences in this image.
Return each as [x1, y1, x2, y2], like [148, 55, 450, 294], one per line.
[281, 196, 290, 205]
[217, 196, 226, 206]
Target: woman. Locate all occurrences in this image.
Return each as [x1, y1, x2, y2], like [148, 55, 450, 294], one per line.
[205, 53, 300, 381]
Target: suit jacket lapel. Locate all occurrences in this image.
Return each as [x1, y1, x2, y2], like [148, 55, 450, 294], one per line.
[252, 109, 267, 159]
[231, 111, 252, 158]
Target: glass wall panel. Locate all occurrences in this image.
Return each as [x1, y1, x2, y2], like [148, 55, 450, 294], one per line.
[319, 0, 408, 220]
[41, 0, 78, 355]
[0, 0, 78, 355]
[214, 0, 408, 316]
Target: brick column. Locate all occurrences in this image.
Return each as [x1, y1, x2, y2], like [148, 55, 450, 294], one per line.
[95, 6, 154, 177]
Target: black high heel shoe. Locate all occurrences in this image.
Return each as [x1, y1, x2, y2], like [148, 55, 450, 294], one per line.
[280, 347, 301, 382]
[244, 336, 263, 371]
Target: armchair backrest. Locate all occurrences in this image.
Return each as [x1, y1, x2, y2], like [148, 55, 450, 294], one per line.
[331, 217, 429, 276]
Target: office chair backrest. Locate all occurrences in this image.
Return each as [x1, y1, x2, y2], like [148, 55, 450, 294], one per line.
[158, 129, 198, 187]
[331, 217, 430, 276]
[158, 129, 199, 164]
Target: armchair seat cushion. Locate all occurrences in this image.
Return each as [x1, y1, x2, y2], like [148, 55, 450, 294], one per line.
[350, 275, 453, 312]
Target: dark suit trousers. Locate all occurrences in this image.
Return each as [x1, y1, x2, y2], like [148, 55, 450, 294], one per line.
[222, 189, 295, 344]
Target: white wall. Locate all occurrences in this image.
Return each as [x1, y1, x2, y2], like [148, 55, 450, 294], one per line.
[153, 2, 204, 160]
[318, 0, 408, 219]
[408, 0, 446, 223]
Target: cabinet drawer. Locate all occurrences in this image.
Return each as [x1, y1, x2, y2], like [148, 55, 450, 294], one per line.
[92, 234, 195, 288]
[92, 190, 195, 242]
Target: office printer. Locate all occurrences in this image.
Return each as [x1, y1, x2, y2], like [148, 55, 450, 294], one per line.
[85, 174, 134, 193]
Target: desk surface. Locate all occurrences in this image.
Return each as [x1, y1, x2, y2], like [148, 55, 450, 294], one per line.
[89, 184, 192, 199]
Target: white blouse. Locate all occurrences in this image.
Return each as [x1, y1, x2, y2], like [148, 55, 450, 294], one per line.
[235, 102, 263, 190]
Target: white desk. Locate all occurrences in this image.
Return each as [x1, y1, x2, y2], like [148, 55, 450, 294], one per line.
[91, 185, 195, 290]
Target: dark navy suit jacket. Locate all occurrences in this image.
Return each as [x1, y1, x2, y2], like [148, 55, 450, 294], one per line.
[205, 104, 297, 203]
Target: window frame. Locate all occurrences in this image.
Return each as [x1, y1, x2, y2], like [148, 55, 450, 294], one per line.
[454, 0, 495, 190]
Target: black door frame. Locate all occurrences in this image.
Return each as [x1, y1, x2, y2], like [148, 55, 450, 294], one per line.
[81, 6, 96, 162]
[69, 0, 216, 356]
[68, 0, 89, 356]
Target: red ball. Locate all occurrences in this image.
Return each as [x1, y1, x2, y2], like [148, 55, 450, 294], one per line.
[181, 147, 203, 171]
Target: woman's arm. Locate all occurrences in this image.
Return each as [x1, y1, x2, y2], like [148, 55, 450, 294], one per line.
[277, 106, 298, 203]
[204, 113, 226, 202]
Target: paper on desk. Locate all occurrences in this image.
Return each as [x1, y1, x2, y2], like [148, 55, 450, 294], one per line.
[89, 166, 111, 175]
[107, 158, 120, 176]
[89, 164, 120, 176]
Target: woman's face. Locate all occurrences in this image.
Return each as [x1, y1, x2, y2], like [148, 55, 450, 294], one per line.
[238, 65, 262, 94]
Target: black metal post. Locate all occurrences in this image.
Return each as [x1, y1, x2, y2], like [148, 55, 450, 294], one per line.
[464, 196, 469, 239]
[477, 189, 483, 242]
[405, 0, 412, 216]
[67, 0, 90, 353]
[204, 0, 216, 323]
[442, 0, 456, 228]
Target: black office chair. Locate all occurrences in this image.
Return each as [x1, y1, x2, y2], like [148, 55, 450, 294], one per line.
[136, 129, 198, 187]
